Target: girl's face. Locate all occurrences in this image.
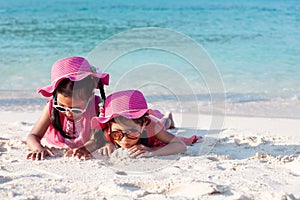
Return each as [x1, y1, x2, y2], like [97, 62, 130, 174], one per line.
[56, 93, 89, 120]
[110, 120, 143, 149]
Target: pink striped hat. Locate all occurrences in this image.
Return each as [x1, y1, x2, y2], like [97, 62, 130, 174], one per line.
[91, 90, 163, 129]
[38, 56, 109, 97]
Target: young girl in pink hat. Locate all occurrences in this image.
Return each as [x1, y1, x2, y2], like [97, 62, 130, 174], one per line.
[26, 56, 110, 160]
[91, 90, 201, 158]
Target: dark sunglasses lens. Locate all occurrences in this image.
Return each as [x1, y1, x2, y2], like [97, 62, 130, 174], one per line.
[126, 130, 140, 139]
[55, 106, 66, 112]
[126, 135, 139, 140]
[71, 109, 83, 115]
[111, 131, 123, 141]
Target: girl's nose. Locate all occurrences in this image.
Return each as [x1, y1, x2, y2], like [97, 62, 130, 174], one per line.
[65, 109, 73, 117]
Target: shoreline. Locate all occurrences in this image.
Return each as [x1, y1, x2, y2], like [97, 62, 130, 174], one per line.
[1, 101, 300, 120]
[1, 90, 300, 119]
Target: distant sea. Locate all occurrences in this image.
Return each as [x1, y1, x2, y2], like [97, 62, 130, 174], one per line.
[1, 0, 300, 118]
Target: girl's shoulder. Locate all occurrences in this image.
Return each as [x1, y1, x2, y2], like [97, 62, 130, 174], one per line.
[146, 115, 165, 137]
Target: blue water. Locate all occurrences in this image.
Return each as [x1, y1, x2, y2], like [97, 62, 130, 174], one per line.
[1, 0, 300, 118]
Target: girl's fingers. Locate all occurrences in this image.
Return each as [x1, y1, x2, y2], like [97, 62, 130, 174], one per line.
[109, 146, 116, 156]
[129, 149, 145, 158]
[99, 148, 104, 156]
[84, 153, 93, 160]
[129, 144, 146, 154]
[46, 148, 55, 157]
[135, 151, 153, 159]
[73, 150, 80, 157]
[36, 153, 41, 160]
[128, 145, 139, 153]
[135, 153, 146, 159]
[27, 148, 55, 160]
[26, 153, 33, 159]
[64, 149, 74, 157]
[99, 148, 108, 156]
[63, 148, 92, 160]
[32, 153, 38, 160]
[99, 145, 115, 157]
[74, 151, 82, 159]
[41, 151, 46, 160]
[86, 152, 93, 159]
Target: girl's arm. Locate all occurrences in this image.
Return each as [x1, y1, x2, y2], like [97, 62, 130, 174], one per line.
[83, 129, 107, 153]
[150, 130, 187, 156]
[93, 129, 116, 156]
[129, 130, 187, 157]
[26, 103, 54, 160]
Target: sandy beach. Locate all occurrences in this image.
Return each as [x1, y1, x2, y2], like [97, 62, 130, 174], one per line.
[1, 0, 300, 199]
[1, 110, 299, 200]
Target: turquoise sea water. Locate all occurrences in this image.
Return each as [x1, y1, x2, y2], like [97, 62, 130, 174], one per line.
[1, 0, 300, 118]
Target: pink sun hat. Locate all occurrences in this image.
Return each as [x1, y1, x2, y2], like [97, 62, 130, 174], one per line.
[91, 90, 164, 129]
[38, 56, 109, 97]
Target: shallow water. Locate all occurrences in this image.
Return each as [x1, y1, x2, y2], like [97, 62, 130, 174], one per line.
[1, 0, 299, 118]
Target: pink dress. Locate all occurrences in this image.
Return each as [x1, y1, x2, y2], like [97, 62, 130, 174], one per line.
[43, 96, 100, 149]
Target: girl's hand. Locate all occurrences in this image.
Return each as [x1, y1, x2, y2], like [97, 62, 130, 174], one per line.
[98, 143, 116, 157]
[128, 144, 154, 158]
[64, 147, 93, 160]
[26, 146, 54, 160]
[135, 151, 153, 158]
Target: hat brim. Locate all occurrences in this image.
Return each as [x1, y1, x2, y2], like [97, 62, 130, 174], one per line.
[91, 109, 163, 130]
[38, 72, 109, 97]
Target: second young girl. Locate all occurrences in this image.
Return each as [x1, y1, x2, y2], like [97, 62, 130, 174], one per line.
[91, 90, 192, 158]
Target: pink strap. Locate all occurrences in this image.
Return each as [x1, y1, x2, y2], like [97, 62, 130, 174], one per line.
[177, 135, 202, 145]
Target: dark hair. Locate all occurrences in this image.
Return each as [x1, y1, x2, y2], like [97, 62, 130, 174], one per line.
[97, 78, 106, 103]
[111, 115, 147, 126]
[51, 76, 106, 139]
[56, 77, 95, 100]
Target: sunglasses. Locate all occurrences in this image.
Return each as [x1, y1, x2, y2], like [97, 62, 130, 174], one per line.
[110, 124, 145, 141]
[53, 95, 91, 115]
[110, 129, 141, 141]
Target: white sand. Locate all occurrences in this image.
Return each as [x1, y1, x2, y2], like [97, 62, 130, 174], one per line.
[0, 110, 299, 200]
